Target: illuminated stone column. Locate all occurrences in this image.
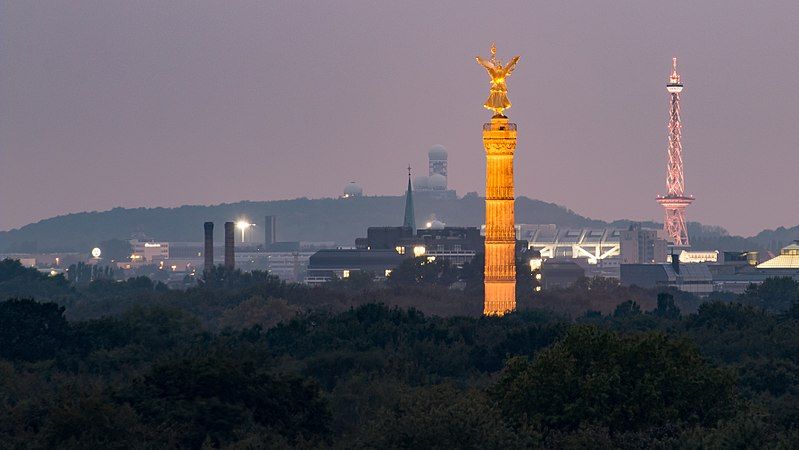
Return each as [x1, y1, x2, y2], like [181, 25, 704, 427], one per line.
[483, 116, 516, 315]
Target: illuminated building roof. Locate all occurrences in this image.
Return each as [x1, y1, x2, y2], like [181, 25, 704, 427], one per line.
[522, 226, 622, 264]
[757, 241, 799, 269]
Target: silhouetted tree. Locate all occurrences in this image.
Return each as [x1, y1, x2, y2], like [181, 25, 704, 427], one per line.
[613, 300, 642, 318]
[653, 292, 681, 319]
[0, 298, 69, 361]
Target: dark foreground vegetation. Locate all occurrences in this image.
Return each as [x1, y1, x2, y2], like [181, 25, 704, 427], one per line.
[1, 259, 799, 448]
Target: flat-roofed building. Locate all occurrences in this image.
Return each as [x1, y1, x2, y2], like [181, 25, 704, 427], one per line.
[621, 260, 713, 296]
[131, 240, 169, 262]
[306, 249, 406, 284]
[540, 260, 586, 290]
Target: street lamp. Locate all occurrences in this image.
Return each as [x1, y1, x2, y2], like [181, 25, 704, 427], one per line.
[236, 221, 255, 243]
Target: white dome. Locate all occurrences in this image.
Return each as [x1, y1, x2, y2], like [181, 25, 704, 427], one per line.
[413, 175, 430, 190]
[429, 173, 447, 190]
[430, 219, 445, 230]
[428, 145, 448, 160]
[343, 181, 363, 197]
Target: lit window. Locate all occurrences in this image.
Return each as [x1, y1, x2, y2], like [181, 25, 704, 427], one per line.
[395, 246, 405, 255]
[535, 286, 542, 292]
[342, 270, 350, 278]
[535, 273, 542, 280]
[385, 269, 392, 277]
[413, 246, 426, 257]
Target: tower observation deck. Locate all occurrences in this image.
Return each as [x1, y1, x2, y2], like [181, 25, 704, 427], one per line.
[657, 57, 694, 248]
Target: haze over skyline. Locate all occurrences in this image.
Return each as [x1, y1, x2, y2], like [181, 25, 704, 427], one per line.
[2, 1, 797, 236]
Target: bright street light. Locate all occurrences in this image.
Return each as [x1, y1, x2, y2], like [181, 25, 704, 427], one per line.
[236, 220, 256, 242]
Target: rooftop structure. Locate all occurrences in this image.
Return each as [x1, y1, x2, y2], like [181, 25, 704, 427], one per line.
[757, 241, 799, 269]
[412, 145, 456, 199]
[343, 181, 363, 198]
[413, 145, 448, 190]
[524, 226, 622, 264]
[621, 259, 713, 296]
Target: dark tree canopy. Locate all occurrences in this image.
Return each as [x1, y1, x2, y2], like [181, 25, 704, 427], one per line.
[490, 325, 736, 433]
[1, 267, 799, 447]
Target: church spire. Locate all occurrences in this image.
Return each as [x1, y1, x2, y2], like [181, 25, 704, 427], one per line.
[403, 165, 416, 233]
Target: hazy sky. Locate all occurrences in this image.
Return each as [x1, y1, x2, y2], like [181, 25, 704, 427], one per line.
[2, 1, 798, 236]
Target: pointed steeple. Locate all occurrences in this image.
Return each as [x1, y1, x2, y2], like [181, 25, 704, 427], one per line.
[403, 165, 416, 233]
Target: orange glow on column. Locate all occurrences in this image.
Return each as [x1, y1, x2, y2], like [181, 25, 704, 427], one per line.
[483, 116, 517, 315]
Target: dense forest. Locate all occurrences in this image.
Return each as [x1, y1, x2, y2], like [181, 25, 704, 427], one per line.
[1, 258, 799, 448]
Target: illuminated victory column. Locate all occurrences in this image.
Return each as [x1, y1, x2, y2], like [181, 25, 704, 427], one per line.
[476, 44, 520, 315]
[656, 57, 694, 248]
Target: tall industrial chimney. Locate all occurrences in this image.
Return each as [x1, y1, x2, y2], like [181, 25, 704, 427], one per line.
[203, 222, 214, 274]
[224, 221, 235, 270]
[264, 215, 276, 246]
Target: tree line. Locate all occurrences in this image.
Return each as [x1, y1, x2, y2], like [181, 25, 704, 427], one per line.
[1, 259, 798, 447]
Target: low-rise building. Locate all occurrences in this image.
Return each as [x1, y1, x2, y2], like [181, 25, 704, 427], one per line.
[540, 260, 586, 290]
[131, 240, 169, 262]
[356, 225, 483, 267]
[757, 241, 799, 269]
[621, 260, 714, 296]
[305, 249, 406, 284]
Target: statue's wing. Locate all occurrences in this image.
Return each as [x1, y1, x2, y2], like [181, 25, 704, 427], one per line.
[505, 56, 520, 75]
[476, 56, 496, 71]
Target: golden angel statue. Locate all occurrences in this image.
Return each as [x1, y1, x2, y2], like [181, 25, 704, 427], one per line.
[476, 43, 520, 116]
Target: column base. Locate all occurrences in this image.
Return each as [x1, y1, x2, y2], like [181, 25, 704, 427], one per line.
[484, 281, 516, 316]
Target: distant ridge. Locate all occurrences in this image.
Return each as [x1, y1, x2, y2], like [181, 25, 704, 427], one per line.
[0, 195, 794, 253]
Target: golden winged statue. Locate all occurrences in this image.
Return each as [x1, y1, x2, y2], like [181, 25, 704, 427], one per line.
[476, 43, 520, 116]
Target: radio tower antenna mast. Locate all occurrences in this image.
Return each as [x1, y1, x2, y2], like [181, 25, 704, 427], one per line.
[656, 57, 693, 248]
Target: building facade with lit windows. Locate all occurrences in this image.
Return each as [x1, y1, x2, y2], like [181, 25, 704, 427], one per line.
[305, 249, 406, 284]
[131, 240, 169, 262]
[355, 225, 484, 267]
[518, 223, 669, 280]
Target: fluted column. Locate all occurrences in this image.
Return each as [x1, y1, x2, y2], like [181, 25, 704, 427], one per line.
[483, 116, 516, 315]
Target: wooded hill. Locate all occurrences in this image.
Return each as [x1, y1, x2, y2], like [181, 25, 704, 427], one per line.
[1, 194, 793, 253]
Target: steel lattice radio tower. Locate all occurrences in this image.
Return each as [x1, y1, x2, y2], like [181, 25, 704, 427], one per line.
[656, 57, 694, 247]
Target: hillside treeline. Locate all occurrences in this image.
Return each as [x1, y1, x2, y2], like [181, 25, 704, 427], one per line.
[3, 195, 790, 253]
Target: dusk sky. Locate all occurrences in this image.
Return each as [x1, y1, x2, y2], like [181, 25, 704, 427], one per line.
[1, 1, 797, 236]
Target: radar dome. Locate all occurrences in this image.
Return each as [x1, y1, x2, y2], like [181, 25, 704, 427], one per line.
[343, 181, 363, 198]
[413, 175, 430, 190]
[428, 145, 448, 160]
[429, 219, 445, 230]
[429, 173, 447, 190]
